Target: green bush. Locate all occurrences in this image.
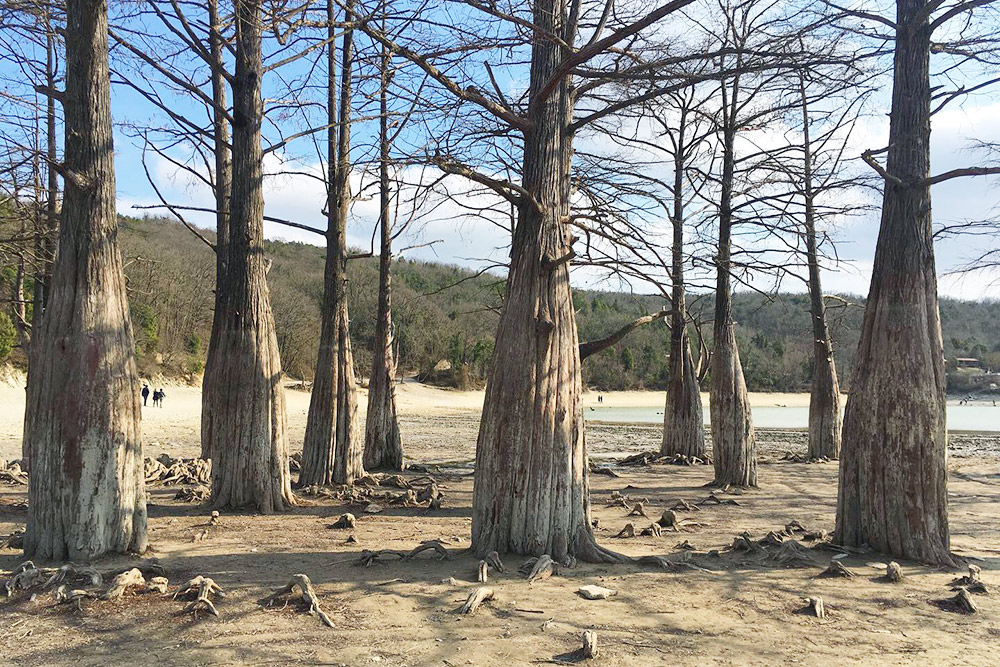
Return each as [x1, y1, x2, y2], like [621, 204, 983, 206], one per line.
[0, 312, 15, 362]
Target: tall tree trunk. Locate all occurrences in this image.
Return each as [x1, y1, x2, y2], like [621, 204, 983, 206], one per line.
[800, 78, 841, 460]
[709, 119, 756, 487]
[201, 0, 232, 460]
[203, 0, 295, 512]
[364, 37, 403, 471]
[835, 0, 950, 564]
[24, 18, 59, 471]
[301, 0, 362, 486]
[661, 106, 705, 458]
[22, 0, 147, 561]
[12, 214, 30, 349]
[471, 0, 619, 564]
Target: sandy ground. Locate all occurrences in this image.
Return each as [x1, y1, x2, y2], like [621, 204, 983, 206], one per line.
[2, 381, 1000, 665]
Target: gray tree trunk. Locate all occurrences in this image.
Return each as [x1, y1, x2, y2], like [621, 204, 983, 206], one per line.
[201, 0, 232, 460]
[835, 0, 950, 565]
[471, 0, 620, 564]
[301, 0, 362, 486]
[661, 105, 705, 458]
[203, 0, 295, 512]
[364, 39, 403, 472]
[23, 0, 148, 561]
[709, 122, 756, 487]
[800, 78, 841, 460]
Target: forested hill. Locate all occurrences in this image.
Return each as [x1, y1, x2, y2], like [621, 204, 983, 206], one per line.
[7, 215, 997, 393]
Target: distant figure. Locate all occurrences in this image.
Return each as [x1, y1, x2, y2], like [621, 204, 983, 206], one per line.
[598, 395, 603, 404]
[141, 384, 150, 406]
[153, 387, 165, 408]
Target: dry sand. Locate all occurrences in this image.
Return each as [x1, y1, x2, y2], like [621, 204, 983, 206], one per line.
[2, 380, 1000, 666]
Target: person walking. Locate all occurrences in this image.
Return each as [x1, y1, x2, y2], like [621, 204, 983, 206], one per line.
[141, 384, 150, 406]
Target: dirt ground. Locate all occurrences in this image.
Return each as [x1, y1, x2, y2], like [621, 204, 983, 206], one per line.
[1, 383, 999, 666]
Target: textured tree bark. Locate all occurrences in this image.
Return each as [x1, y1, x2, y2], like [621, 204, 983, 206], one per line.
[203, 0, 295, 512]
[22, 0, 148, 561]
[364, 38, 403, 472]
[301, 0, 362, 486]
[471, 0, 620, 564]
[835, 0, 951, 565]
[661, 105, 705, 458]
[200, 0, 232, 461]
[709, 121, 756, 487]
[800, 78, 841, 460]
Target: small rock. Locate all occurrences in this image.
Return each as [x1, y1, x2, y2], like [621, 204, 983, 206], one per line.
[577, 585, 617, 600]
[363, 503, 384, 514]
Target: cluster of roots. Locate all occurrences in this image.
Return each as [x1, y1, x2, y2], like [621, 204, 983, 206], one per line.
[300, 473, 443, 512]
[0, 460, 28, 485]
[144, 454, 212, 486]
[616, 451, 711, 467]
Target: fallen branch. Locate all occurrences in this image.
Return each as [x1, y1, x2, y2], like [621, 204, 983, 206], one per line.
[262, 574, 334, 628]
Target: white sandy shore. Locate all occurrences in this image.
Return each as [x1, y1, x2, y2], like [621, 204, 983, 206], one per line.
[0, 376, 823, 460]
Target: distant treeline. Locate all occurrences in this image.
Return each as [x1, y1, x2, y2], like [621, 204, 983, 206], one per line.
[3, 215, 998, 393]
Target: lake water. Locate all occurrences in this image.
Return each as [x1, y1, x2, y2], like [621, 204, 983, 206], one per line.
[585, 403, 1000, 432]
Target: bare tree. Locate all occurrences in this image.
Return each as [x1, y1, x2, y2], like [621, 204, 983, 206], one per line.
[22, 0, 147, 560]
[301, 0, 364, 486]
[204, 0, 296, 511]
[835, 0, 1000, 565]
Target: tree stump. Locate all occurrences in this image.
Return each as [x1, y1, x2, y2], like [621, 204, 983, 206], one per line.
[614, 523, 636, 539]
[263, 574, 334, 627]
[329, 513, 357, 529]
[175, 576, 224, 617]
[477, 560, 489, 583]
[657, 510, 678, 530]
[527, 555, 556, 584]
[951, 564, 987, 593]
[820, 560, 855, 578]
[805, 596, 825, 618]
[953, 587, 978, 613]
[146, 576, 170, 594]
[459, 587, 494, 614]
[640, 523, 662, 537]
[485, 551, 505, 573]
[582, 630, 598, 658]
[103, 568, 145, 600]
[885, 561, 903, 583]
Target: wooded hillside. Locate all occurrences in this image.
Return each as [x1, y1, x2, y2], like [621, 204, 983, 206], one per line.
[4, 214, 999, 393]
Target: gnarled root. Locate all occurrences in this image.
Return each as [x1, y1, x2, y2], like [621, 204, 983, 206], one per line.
[407, 540, 450, 560]
[884, 561, 903, 583]
[951, 564, 986, 593]
[477, 560, 489, 583]
[485, 551, 504, 573]
[614, 523, 636, 539]
[459, 586, 494, 614]
[175, 575, 224, 618]
[773, 540, 814, 567]
[582, 631, 598, 658]
[263, 574, 334, 628]
[819, 560, 855, 578]
[54, 585, 96, 611]
[103, 569, 146, 600]
[45, 564, 102, 590]
[804, 596, 825, 618]
[526, 555, 556, 584]
[952, 587, 979, 613]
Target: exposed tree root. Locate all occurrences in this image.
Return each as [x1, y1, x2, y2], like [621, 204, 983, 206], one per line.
[626, 501, 649, 518]
[263, 574, 334, 627]
[329, 513, 357, 530]
[759, 531, 785, 548]
[674, 540, 696, 550]
[669, 499, 700, 512]
[146, 576, 170, 594]
[54, 585, 97, 611]
[0, 461, 28, 485]
[952, 587, 979, 613]
[0, 529, 24, 550]
[640, 523, 662, 537]
[951, 564, 987, 593]
[356, 549, 407, 567]
[617, 451, 709, 467]
[730, 532, 764, 554]
[45, 564, 102, 589]
[174, 486, 210, 502]
[699, 492, 739, 506]
[582, 630, 599, 658]
[459, 586, 494, 614]
[614, 523, 636, 538]
[773, 540, 814, 567]
[103, 568, 146, 600]
[145, 455, 211, 486]
[819, 560, 855, 578]
[804, 596, 825, 618]
[485, 551, 505, 573]
[477, 560, 489, 583]
[527, 555, 557, 583]
[175, 576, 224, 617]
[407, 540, 450, 560]
[884, 561, 903, 583]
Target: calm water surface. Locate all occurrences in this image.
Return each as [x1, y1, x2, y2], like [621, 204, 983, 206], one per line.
[585, 403, 1000, 432]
